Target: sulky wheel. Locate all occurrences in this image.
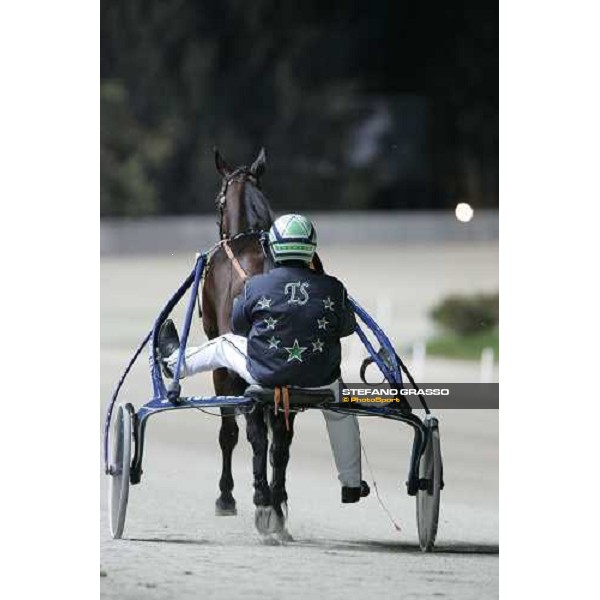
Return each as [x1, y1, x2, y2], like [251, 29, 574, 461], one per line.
[108, 403, 134, 539]
[416, 418, 443, 552]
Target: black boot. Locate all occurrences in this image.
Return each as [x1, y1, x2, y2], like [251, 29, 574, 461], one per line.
[158, 319, 180, 378]
[341, 480, 371, 504]
[360, 480, 371, 498]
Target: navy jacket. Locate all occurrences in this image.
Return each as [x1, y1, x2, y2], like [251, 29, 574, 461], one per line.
[231, 263, 356, 387]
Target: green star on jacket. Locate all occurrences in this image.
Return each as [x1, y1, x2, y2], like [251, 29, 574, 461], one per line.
[284, 339, 308, 362]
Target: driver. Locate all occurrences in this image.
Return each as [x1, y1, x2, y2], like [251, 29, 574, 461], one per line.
[158, 214, 369, 503]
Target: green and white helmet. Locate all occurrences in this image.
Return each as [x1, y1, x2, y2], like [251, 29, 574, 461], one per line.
[268, 214, 317, 264]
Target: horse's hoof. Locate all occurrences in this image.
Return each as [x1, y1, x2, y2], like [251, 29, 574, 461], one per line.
[215, 496, 237, 516]
[254, 503, 291, 539]
[254, 506, 273, 534]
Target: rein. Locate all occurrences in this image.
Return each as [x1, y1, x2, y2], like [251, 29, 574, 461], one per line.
[221, 238, 249, 282]
[218, 235, 320, 286]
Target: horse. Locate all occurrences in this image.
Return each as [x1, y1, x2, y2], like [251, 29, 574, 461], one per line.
[201, 148, 298, 533]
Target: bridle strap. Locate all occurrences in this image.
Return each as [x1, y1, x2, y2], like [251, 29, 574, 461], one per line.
[221, 239, 249, 282]
[216, 167, 259, 240]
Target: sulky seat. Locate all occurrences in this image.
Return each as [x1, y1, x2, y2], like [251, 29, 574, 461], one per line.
[244, 384, 336, 406]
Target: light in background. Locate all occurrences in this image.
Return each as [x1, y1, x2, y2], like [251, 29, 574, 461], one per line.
[455, 202, 474, 223]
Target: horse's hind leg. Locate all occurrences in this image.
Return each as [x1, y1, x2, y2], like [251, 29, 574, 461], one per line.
[216, 406, 238, 515]
[214, 369, 240, 516]
[268, 410, 296, 535]
[245, 405, 270, 506]
[247, 405, 278, 536]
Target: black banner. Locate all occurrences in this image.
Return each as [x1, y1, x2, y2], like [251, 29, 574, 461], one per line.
[338, 383, 499, 409]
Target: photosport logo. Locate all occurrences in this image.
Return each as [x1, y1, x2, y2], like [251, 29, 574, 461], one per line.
[338, 384, 499, 409]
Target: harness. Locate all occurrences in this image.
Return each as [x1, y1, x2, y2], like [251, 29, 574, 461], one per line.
[221, 238, 249, 282]
[216, 166, 259, 240]
[213, 166, 268, 281]
[193, 232, 257, 319]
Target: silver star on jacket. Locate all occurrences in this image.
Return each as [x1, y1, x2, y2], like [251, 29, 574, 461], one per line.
[323, 297, 335, 311]
[256, 296, 272, 310]
[312, 338, 324, 352]
[317, 317, 329, 330]
[264, 316, 278, 330]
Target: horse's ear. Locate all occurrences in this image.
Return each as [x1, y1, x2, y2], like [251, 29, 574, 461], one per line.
[214, 147, 232, 177]
[250, 147, 267, 178]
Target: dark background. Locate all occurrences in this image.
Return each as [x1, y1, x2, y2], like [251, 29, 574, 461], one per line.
[101, 0, 498, 217]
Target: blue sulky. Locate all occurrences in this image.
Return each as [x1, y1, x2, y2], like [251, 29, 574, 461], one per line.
[104, 246, 443, 550]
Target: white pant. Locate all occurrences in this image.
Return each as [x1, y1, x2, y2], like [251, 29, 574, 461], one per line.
[167, 333, 362, 487]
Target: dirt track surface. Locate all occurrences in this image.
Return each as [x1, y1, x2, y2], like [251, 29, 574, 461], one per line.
[100, 244, 498, 599]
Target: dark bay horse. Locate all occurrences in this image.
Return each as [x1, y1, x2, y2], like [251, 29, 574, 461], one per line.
[202, 148, 297, 531]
